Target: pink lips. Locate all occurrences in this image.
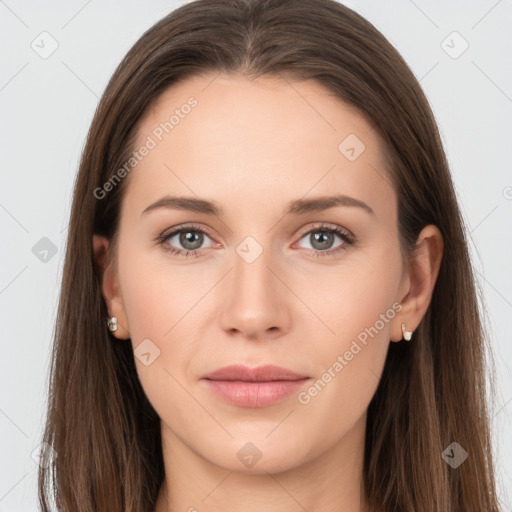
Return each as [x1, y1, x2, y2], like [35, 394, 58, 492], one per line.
[201, 364, 310, 408]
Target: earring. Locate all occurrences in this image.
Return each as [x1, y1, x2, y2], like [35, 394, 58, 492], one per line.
[107, 316, 118, 332]
[401, 323, 413, 341]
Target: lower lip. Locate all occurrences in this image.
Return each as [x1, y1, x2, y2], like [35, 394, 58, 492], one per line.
[202, 379, 309, 408]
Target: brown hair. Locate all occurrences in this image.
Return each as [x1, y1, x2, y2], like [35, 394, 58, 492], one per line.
[38, 0, 502, 510]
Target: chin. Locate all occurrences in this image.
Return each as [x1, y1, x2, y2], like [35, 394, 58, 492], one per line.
[199, 434, 309, 475]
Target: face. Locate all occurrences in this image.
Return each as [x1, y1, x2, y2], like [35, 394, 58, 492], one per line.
[102, 73, 410, 474]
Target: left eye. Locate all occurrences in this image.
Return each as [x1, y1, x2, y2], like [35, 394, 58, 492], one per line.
[295, 226, 353, 253]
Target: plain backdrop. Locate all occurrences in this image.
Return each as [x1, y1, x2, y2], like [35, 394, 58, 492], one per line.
[1, 1, 511, 510]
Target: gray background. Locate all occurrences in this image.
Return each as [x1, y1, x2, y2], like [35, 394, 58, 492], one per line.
[1, 1, 511, 510]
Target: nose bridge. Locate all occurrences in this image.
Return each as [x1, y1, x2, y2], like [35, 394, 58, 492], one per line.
[233, 235, 274, 297]
[218, 233, 289, 338]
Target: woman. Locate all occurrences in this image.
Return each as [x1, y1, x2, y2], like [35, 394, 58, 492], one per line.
[38, 0, 501, 510]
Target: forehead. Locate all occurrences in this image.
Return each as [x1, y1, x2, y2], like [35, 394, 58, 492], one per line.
[125, 73, 395, 221]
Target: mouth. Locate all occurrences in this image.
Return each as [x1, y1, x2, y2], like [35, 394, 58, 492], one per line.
[201, 364, 310, 408]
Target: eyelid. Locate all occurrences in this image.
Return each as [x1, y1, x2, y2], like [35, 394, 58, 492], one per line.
[295, 221, 354, 240]
[159, 222, 216, 240]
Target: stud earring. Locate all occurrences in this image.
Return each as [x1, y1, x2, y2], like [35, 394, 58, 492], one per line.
[401, 323, 413, 341]
[107, 316, 118, 332]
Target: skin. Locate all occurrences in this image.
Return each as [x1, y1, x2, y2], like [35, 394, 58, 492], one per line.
[93, 73, 443, 512]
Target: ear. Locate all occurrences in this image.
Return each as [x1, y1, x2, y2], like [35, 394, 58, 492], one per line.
[92, 234, 130, 340]
[390, 224, 444, 342]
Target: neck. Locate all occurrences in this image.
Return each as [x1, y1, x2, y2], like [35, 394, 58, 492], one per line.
[155, 413, 370, 512]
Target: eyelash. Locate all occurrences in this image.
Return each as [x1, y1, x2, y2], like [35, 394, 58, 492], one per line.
[156, 223, 355, 259]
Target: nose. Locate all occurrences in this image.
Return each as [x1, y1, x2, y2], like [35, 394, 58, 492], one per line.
[218, 242, 292, 341]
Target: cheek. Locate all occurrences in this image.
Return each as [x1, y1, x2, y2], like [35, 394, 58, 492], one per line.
[117, 240, 198, 341]
[296, 243, 401, 405]
[299, 247, 401, 348]
[116, 242, 203, 412]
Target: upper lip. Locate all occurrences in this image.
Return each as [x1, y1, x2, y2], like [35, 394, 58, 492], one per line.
[201, 364, 308, 382]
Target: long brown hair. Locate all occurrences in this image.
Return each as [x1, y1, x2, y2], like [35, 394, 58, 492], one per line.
[38, 0, 502, 510]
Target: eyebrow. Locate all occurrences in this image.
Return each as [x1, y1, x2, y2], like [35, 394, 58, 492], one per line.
[141, 194, 375, 217]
